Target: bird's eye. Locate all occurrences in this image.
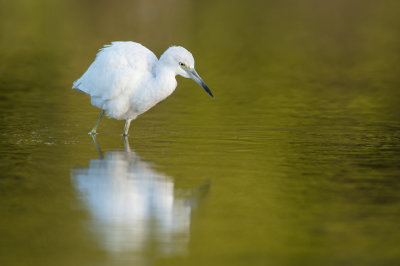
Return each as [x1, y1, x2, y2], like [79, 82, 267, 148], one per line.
[179, 62, 185, 67]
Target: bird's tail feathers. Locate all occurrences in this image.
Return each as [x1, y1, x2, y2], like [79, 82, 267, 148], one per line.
[72, 79, 90, 95]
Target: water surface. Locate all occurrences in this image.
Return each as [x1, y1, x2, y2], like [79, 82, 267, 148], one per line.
[1, 0, 400, 265]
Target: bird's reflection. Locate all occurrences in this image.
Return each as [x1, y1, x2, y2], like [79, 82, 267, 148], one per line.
[71, 137, 208, 261]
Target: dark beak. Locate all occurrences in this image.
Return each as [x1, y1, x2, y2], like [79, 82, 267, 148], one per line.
[187, 68, 214, 98]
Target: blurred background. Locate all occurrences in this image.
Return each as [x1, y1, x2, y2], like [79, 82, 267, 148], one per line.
[1, 0, 400, 265]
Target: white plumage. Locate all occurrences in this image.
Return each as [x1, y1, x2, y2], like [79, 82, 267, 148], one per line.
[73, 41, 213, 136]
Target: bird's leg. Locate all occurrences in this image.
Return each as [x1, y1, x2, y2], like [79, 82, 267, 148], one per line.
[89, 109, 105, 135]
[122, 119, 132, 136]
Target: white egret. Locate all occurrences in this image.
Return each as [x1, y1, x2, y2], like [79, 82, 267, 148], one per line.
[73, 41, 213, 136]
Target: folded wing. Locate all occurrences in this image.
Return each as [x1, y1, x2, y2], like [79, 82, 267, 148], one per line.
[73, 42, 158, 111]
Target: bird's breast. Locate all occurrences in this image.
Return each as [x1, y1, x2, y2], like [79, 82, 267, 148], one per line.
[130, 74, 177, 115]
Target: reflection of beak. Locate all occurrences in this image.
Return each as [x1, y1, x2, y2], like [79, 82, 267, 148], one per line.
[186, 68, 214, 98]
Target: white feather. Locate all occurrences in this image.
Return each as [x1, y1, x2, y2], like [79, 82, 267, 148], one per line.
[73, 41, 212, 135]
[73, 42, 160, 120]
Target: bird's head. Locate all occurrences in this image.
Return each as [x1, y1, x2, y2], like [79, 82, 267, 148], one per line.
[161, 46, 213, 98]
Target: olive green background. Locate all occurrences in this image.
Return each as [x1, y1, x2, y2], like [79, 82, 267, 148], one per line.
[1, 0, 400, 265]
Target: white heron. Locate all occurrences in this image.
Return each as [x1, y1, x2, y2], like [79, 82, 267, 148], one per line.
[73, 41, 213, 136]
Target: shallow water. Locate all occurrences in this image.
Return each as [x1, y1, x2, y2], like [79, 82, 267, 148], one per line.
[1, 0, 400, 265]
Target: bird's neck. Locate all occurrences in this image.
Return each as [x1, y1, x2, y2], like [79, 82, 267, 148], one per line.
[131, 63, 177, 116]
[152, 63, 177, 101]
[132, 62, 178, 116]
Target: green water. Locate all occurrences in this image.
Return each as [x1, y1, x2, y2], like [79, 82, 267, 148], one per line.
[1, 0, 400, 265]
